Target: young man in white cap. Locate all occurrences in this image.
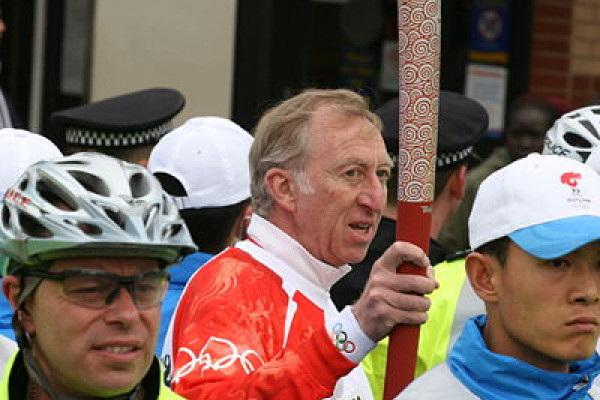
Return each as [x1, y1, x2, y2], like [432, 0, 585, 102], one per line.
[147, 116, 253, 354]
[398, 153, 600, 399]
[0, 129, 62, 347]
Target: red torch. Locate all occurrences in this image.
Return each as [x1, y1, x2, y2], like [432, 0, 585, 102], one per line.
[383, 1, 441, 399]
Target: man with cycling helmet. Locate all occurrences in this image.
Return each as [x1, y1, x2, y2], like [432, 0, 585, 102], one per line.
[543, 105, 600, 163]
[0, 152, 196, 400]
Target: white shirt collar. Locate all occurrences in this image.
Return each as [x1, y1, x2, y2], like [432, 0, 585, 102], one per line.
[246, 214, 352, 290]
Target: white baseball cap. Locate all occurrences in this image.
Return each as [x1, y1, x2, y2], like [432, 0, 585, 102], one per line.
[148, 116, 253, 209]
[469, 153, 600, 259]
[0, 128, 62, 194]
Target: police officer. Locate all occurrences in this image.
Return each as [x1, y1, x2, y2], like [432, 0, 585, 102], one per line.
[49, 87, 185, 166]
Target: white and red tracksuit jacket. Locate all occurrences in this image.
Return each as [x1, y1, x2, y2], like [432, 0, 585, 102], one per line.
[163, 215, 376, 400]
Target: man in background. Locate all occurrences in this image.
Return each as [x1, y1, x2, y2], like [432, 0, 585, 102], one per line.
[330, 92, 488, 400]
[438, 94, 560, 253]
[0, 128, 62, 343]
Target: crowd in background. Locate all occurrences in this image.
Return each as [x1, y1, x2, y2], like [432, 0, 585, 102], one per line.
[1, 5, 600, 397]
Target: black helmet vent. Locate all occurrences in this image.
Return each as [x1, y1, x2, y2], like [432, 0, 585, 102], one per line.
[36, 179, 78, 212]
[19, 212, 52, 238]
[69, 171, 110, 197]
[130, 173, 151, 198]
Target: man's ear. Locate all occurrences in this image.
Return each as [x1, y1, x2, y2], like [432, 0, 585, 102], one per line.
[465, 252, 500, 303]
[3, 276, 35, 334]
[263, 168, 297, 212]
[448, 164, 468, 201]
[239, 204, 253, 240]
[230, 204, 253, 244]
[3, 276, 20, 311]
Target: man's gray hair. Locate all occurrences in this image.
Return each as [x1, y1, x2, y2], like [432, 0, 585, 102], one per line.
[249, 88, 381, 216]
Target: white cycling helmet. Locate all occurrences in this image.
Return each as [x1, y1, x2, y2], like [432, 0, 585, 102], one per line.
[0, 152, 196, 273]
[543, 105, 600, 162]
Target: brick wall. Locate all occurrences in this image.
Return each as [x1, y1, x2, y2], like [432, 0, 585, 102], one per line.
[529, 0, 600, 109]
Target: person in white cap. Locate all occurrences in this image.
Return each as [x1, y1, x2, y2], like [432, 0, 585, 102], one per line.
[0, 129, 62, 373]
[147, 116, 254, 355]
[398, 153, 600, 399]
[0, 129, 62, 198]
[0, 130, 62, 334]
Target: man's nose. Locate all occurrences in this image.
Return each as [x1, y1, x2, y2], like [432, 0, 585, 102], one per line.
[357, 175, 386, 212]
[571, 265, 600, 305]
[104, 285, 141, 322]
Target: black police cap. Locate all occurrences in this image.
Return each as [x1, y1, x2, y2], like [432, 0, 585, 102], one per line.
[376, 91, 489, 169]
[50, 88, 185, 149]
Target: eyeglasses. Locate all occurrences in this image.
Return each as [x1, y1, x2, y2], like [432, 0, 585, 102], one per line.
[24, 269, 169, 309]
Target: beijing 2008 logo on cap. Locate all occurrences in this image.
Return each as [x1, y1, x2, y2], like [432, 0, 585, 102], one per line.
[561, 171, 591, 208]
[561, 172, 581, 193]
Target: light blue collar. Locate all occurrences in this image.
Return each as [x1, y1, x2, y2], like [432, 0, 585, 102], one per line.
[449, 315, 600, 400]
[168, 251, 213, 285]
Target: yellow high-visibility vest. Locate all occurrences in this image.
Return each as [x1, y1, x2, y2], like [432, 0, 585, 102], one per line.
[362, 257, 481, 400]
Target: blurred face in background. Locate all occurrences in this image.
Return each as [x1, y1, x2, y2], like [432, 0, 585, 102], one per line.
[505, 106, 553, 161]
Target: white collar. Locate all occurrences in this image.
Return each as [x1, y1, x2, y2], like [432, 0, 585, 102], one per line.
[246, 214, 351, 290]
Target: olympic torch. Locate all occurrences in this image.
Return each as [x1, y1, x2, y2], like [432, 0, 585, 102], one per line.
[382, 1, 441, 399]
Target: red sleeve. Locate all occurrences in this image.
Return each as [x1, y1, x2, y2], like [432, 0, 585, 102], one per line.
[169, 249, 357, 400]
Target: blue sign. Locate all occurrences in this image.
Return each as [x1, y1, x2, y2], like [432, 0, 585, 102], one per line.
[469, 0, 510, 55]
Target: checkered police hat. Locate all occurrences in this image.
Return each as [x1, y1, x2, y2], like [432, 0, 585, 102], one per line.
[49, 88, 185, 150]
[377, 91, 488, 169]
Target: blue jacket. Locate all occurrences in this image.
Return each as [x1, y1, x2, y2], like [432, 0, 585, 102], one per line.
[0, 284, 13, 341]
[158, 252, 213, 354]
[398, 315, 600, 399]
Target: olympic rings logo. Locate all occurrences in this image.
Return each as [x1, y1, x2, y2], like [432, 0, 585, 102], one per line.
[331, 322, 356, 354]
